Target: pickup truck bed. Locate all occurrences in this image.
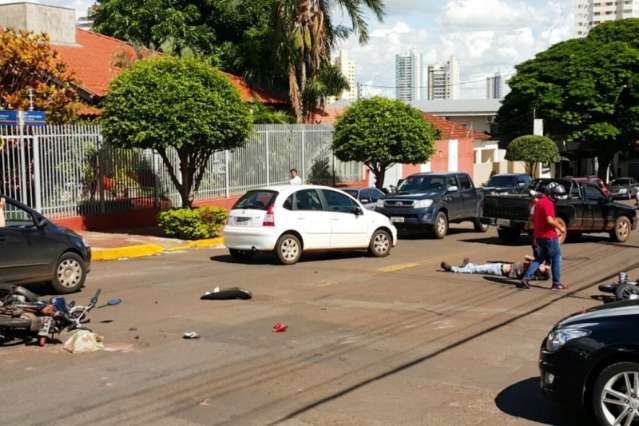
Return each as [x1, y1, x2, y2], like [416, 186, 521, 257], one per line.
[482, 179, 637, 243]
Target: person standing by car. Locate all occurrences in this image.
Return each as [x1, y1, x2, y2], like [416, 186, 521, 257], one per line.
[289, 169, 302, 185]
[521, 183, 567, 290]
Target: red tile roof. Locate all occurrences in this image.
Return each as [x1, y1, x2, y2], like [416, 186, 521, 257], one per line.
[310, 106, 491, 140]
[52, 29, 288, 105]
[422, 112, 490, 141]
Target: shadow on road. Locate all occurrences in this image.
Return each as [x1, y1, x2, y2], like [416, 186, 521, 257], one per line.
[210, 251, 367, 265]
[495, 377, 595, 426]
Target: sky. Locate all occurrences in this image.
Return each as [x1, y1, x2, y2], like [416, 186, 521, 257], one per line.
[1, 0, 576, 99]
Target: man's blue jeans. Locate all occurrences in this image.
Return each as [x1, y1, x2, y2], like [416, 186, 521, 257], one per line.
[452, 263, 504, 276]
[525, 237, 561, 285]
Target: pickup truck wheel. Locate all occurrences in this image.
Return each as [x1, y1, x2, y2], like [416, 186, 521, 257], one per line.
[497, 227, 520, 244]
[611, 216, 631, 243]
[473, 219, 488, 233]
[555, 218, 567, 245]
[431, 212, 448, 239]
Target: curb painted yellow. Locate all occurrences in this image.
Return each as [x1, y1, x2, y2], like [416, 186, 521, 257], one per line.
[92, 244, 165, 261]
[92, 237, 225, 261]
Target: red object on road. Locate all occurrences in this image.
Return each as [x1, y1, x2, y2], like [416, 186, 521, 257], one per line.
[272, 323, 288, 333]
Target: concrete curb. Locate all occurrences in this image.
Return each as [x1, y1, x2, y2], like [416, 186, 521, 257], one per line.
[92, 237, 225, 261]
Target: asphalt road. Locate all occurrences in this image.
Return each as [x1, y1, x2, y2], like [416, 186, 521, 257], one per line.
[2, 223, 639, 426]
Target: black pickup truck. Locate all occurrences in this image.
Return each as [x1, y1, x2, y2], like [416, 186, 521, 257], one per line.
[483, 178, 637, 243]
[375, 172, 486, 239]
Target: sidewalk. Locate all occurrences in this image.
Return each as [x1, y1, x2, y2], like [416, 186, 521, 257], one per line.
[79, 228, 224, 261]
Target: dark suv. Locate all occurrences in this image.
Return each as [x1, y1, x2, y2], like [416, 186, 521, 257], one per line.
[375, 172, 486, 238]
[0, 195, 91, 293]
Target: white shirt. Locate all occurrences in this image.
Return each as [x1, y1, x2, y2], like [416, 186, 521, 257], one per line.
[289, 176, 302, 185]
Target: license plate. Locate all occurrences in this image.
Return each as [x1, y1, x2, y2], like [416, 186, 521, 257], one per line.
[38, 317, 53, 336]
[234, 217, 250, 226]
[391, 217, 405, 223]
[497, 219, 511, 227]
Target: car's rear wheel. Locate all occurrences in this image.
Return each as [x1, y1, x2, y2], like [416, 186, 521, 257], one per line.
[51, 252, 86, 294]
[473, 219, 488, 233]
[611, 216, 631, 243]
[555, 217, 567, 245]
[275, 234, 302, 265]
[229, 249, 255, 261]
[368, 229, 392, 257]
[593, 362, 639, 426]
[430, 212, 448, 239]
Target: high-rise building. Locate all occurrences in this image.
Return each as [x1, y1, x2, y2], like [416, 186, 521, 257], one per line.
[333, 49, 357, 101]
[575, 0, 639, 37]
[395, 51, 424, 102]
[486, 72, 504, 99]
[427, 56, 460, 100]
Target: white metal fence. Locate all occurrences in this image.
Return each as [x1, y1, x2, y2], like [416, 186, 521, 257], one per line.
[0, 124, 362, 217]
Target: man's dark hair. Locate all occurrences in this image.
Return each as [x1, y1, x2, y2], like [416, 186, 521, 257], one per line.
[290, 168, 298, 174]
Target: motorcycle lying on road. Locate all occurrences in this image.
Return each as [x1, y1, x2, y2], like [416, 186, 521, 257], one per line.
[0, 284, 101, 346]
[598, 272, 639, 301]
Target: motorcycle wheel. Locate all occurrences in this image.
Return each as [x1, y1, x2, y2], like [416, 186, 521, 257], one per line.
[615, 283, 639, 301]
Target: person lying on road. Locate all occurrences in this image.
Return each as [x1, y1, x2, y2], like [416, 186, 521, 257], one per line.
[440, 256, 550, 281]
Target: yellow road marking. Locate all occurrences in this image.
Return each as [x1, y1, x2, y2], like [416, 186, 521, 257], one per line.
[378, 262, 421, 273]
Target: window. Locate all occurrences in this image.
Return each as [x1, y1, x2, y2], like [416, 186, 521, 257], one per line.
[283, 194, 294, 210]
[570, 183, 581, 199]
[358, 189, 370, 201]
[293, 189, 324, 211]
[584, 184, 605, 201]
[458, 175, 472, 191]
[233, 190, 278, 211]
[321, 190, 358, 213]
[343, 189, 359, 199]
[447, 176, 459, 190]
[3, 200, 34, 228]
[370, 189, 385, 202]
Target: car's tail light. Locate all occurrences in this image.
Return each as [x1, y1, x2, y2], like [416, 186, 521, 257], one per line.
[262, 206, 275, 227]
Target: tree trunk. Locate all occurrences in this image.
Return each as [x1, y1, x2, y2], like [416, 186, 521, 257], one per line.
[368, 162, 387, 190]
[288, 63, 303, 123]
[157, 148, 197, 209]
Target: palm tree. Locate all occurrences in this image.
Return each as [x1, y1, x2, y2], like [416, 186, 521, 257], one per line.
[273, 0, 385, 122]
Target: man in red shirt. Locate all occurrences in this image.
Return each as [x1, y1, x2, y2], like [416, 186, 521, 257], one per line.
[520, 182, 567, 290]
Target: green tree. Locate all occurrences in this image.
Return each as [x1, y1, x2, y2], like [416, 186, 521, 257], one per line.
[495, 18, 639, 179]
[505, 135, 561, 177]
[273, 0, 384, 121]
[333, 97, 438, 190]
[102, 57, 251, 208]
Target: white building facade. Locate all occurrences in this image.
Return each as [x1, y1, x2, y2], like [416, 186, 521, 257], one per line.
[395, 51, 424, 102]
[427, 56, 460, 100]
[486, 72, 505, 99]
[333, 49, 357, 101]
[575, 0, 639, 36]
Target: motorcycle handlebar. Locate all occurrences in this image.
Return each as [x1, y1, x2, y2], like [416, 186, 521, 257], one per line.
[89, 289, 101, 309]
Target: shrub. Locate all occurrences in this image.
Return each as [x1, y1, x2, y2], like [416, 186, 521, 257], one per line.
[158, 207, 227, 240]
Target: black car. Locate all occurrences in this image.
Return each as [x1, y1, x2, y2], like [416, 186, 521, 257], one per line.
[0, 195, 91, 293]
[540, 298, 639, 425]
[342, 187, 385, 210]
[483, 173, 532, 194]
[375, 172, 486, 239]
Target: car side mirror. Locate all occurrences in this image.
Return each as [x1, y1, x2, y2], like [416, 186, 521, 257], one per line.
[448, 185, 459, 193]
[354, 206, 364, 216]
[34, 215, 47, 228]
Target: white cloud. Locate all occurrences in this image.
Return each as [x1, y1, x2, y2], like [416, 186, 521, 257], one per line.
[442, 0, 542, 29]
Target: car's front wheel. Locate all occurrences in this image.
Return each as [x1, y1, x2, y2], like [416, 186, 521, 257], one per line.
[593, 362, 639, 426]
[430, 212, 448, 239]
[51, 252, 86, 294]
[611, 216, 631, 243]
[368, 229, 392, 257]
[275, 233, 302, 265]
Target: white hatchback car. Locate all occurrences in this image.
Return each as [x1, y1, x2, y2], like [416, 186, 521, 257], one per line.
[224, 185, 398, 265]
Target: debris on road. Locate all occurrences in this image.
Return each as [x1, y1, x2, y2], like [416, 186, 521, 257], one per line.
[200, 287, 252, 300]
[63, 330, 104, 353]
[272, 323, 288, 333]
[183, 331, 200, 339]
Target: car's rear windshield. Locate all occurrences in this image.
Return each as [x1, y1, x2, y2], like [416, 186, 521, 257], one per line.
[397, 175, 446, 193]
[232, 190, 278, 210]
[486, 176, 515, 187]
